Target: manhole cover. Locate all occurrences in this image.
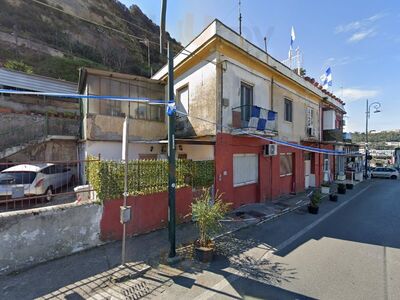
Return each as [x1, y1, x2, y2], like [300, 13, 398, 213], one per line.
[122, 281, 150, 300]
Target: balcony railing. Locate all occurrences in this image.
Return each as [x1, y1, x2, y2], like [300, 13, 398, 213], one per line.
[323, 129, 344, 142]
[232, 105, 277, 133]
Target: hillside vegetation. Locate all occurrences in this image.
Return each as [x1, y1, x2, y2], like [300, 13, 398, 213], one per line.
[352, 130, 400, 149]
[0, 0, 181, 82]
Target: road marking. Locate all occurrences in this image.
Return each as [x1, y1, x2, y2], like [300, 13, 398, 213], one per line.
[263, 184, 371, 257]
[194, 184, 372, 300]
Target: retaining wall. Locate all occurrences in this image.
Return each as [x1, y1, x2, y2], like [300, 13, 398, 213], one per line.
[0, 202, 103, 275]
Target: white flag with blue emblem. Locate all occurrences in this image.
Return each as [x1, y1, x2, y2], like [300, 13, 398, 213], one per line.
[320, 67, 332, 90]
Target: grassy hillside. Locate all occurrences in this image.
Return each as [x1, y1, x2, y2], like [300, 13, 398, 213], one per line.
[0, 0, 181, 82]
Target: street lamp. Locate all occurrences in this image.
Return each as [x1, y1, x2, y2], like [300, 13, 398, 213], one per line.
[365, 100, 382, 178]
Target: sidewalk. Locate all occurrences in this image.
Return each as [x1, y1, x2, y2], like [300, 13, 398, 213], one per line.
[0, 191, 329, 299]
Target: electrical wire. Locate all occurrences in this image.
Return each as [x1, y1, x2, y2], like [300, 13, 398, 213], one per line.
[0, 88, 357, 156]
[30, 0, 159, 47]
[173, 109, 358, 156]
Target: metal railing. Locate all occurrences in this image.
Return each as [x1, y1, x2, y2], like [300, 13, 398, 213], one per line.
[323, 129, 344, 142]
[232, 105, 277, 132]
[0, 159, 97, 213]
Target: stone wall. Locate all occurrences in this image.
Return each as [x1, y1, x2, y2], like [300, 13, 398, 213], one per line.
[0, 202, 103, 275]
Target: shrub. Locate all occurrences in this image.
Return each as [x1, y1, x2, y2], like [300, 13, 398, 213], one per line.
[4, 60, 33, 74]
[190, 189, 230, 247]
[310, 190, 321, 207]
[86, 157, 214, 201]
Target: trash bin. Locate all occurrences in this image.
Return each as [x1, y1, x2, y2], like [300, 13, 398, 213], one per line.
[74, 185, 91, 203]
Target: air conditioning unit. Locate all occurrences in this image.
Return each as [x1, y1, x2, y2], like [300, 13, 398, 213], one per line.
[264, 144, 278, 156]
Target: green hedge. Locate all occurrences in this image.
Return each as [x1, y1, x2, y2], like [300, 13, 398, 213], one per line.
[86, 157, 214, 201]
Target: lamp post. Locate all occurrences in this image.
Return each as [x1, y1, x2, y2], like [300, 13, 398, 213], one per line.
[365, 100, 381, 178]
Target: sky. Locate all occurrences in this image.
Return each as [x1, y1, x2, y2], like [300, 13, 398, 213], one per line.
[121, 0, 400, 132]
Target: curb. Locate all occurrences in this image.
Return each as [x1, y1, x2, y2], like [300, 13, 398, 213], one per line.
[213, 191, 335, 240]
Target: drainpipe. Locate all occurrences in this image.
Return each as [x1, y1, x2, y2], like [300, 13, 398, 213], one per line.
[269, 77, 274, 200]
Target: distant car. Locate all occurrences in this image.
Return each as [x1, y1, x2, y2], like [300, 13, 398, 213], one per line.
[371, 167, 399, 179]
[0, 164, 75, 201]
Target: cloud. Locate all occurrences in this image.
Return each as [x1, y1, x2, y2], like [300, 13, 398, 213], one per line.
[347, 28, 376, 43]
[335, 12, 386, 43]
[324, 56, 364, 67]
[340, 88, 379, 102]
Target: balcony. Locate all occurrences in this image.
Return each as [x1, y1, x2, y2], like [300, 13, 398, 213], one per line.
[232, 105, 277, 135]
[323, 129, 344, 142]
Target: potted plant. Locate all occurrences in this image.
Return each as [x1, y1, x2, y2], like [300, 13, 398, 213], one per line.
[190, 188, 230, 263]
[308, 189, 321, 214]
[329, 193, 338, 202]
[337, 183, 346, 194]
[321, 182, 330, 195]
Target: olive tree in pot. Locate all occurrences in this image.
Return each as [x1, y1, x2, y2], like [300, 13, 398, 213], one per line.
[308, 190, 321, 214]
[329, 193, 338, 202]
[190, 188, 230, 263]
[337, 183, 346, 194]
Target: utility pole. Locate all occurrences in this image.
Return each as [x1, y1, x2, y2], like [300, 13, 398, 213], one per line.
[120, 103, 131, 265]
[365, 99, 369, 180]
[160, 0, 167, 54]
[167, 41, 176, 258]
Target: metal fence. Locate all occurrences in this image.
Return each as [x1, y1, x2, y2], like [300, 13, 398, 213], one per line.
[0, 158, 215, 212]
[0, 159, 96, 212]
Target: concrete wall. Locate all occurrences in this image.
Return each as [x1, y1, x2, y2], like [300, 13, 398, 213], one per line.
[273, 83, 320, 143]
[100, 187, 192, 241]
[221, 58, 272, 129]
[0, 202, 103, 275]
[173, 54, 218, 137]
[86, 114, 166, 141]
[215, 133, 308, 205]
[3, 139, 78, 163]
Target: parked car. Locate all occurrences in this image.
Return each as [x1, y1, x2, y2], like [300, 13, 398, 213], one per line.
[0, 164, 75, 201]
[370, 167, 399, 179]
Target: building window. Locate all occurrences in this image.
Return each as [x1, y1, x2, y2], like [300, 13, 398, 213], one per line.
[177, 85, 189, 114]
[323, 154, 329, 172]
[284, 98, 293, 122]
[100, 100, 123, 117]
[240, 82, 253, 121]
[280, 153, 293, 176]
[306, 107, 315, 136]
[233, 153, 258, 186]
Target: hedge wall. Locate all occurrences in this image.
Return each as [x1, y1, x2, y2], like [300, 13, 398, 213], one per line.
[86, 158, 214, 201]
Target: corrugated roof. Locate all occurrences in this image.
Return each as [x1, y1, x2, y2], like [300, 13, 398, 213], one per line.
[0, 68, 77, 93]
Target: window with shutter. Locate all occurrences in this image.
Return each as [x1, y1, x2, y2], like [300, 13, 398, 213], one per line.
[233, 154, 258, 186]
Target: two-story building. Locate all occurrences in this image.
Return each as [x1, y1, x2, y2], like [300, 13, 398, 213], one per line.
[77, 68, 214, 163]
[152, 20, 347, 207]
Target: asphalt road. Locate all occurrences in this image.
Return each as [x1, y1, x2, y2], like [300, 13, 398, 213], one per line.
[157, 179, 400, 300]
